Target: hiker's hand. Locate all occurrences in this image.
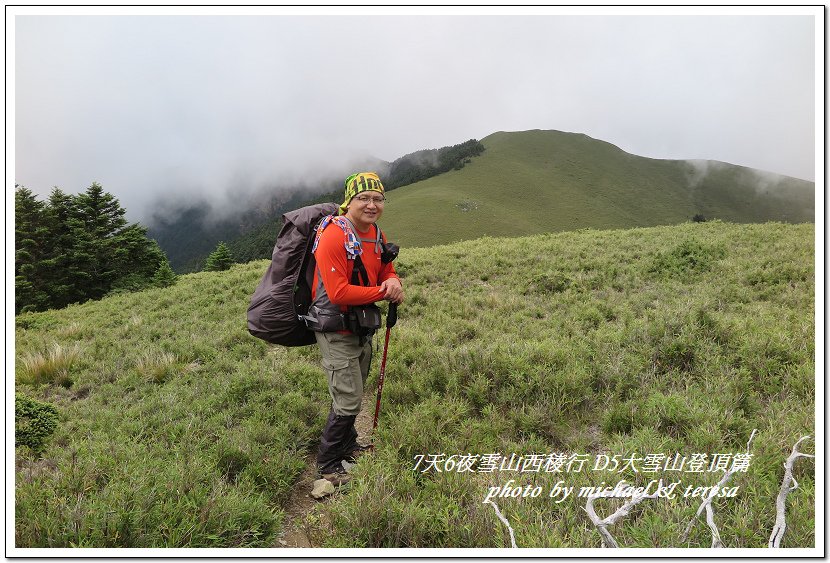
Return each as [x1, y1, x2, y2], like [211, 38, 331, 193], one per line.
[379, 278, 404, 304]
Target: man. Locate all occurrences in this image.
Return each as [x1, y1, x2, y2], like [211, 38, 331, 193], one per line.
[310, 172, 404, 486]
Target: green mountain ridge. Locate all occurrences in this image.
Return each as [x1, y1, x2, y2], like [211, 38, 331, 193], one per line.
[150, 129, 813, 269]
[380, 129, 814, 248]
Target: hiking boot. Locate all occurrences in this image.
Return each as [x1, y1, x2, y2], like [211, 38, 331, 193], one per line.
[319, 463, 352, 487]
[343, 443, 374, 463]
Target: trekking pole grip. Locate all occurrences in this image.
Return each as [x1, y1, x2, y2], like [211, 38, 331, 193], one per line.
[387, 302, 398, 329]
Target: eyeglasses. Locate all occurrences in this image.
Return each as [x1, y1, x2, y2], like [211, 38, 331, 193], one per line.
[353, 195, 386, 205]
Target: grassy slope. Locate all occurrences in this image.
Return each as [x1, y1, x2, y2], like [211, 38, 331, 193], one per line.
[381, 130, 814, 248]
[15, 221, 815, 548]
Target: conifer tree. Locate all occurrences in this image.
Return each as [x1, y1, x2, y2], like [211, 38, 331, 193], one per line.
[14, 187, 51, 314]
[107, 224, 166, 292]
[72, 182, 129, 299]
[204, 242, 234, 271]
[152, 260, 178, 288]
[14, 183, 171, 312]
[44, 188, 87, 308]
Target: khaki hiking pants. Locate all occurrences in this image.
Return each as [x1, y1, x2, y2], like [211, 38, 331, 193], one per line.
[315, 331, 373, 416]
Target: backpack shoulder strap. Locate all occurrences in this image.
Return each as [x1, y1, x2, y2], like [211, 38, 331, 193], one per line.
[312, 215, 361, 259]
[354, 222, 382, 255]
[350, 253, 370, 287]
[372, 224, 383, 254]
[351, 225, 381, 286]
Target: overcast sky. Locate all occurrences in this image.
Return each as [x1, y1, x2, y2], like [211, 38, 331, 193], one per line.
[11, 8, 819, 223]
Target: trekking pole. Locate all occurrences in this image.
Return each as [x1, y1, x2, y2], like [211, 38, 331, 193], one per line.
[372, 302, 397, 431]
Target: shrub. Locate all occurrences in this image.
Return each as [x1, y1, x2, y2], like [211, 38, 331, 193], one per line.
[602, 402, 636, 435]
[15, 393, 59, 452]
[645, 392, 695, 439]
[524, 271, 571, 294]
[107, 273, 154, 296]
[216, 445, 251, 482]
[653, 336, 696, 374]
[15, 311, 58, 331]
[649, 239, 725, 278]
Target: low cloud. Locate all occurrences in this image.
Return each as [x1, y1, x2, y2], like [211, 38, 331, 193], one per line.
[13, 13, 816, 226]
[685, 160, 728, 191]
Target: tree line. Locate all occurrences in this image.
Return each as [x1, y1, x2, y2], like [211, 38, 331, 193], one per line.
[14, 138, 486, 314]
[384, 139, 485, 189]
[15, 183, 177, 314]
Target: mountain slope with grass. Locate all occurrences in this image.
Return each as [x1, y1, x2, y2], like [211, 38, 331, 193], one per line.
[381, 129, 814, 248]
[15, 220, 814, 548]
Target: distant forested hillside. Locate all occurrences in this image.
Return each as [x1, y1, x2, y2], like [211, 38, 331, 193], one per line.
[148, 188, 323, 273]
[149, 139, 486, 272]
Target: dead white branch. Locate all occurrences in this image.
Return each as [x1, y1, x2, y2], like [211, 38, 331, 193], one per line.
[485, 499, 517, 548]
[768, 435, 815, 548]
[584, 486, 660, 548]
[704, 503, 722, 548]
[680, 429, 758, 547]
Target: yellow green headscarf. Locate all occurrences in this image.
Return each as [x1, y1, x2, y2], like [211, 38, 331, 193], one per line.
[339, 172, 385, 215]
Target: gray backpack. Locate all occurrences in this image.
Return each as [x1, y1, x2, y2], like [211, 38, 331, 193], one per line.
[246, 202, 338, 346]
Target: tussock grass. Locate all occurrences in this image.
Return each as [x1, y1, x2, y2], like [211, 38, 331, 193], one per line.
[14, 221, 814, 548]
[17, 343, 80, 388]
[135, 351, 183, 384]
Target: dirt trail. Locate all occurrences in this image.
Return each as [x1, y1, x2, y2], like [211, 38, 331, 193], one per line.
[275, 393, 376, 548]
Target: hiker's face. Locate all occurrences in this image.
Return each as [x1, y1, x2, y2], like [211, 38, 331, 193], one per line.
[345, 192, 385, 230]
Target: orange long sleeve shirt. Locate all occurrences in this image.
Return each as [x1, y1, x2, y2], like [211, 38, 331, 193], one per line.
[311, 222, 399, 311]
